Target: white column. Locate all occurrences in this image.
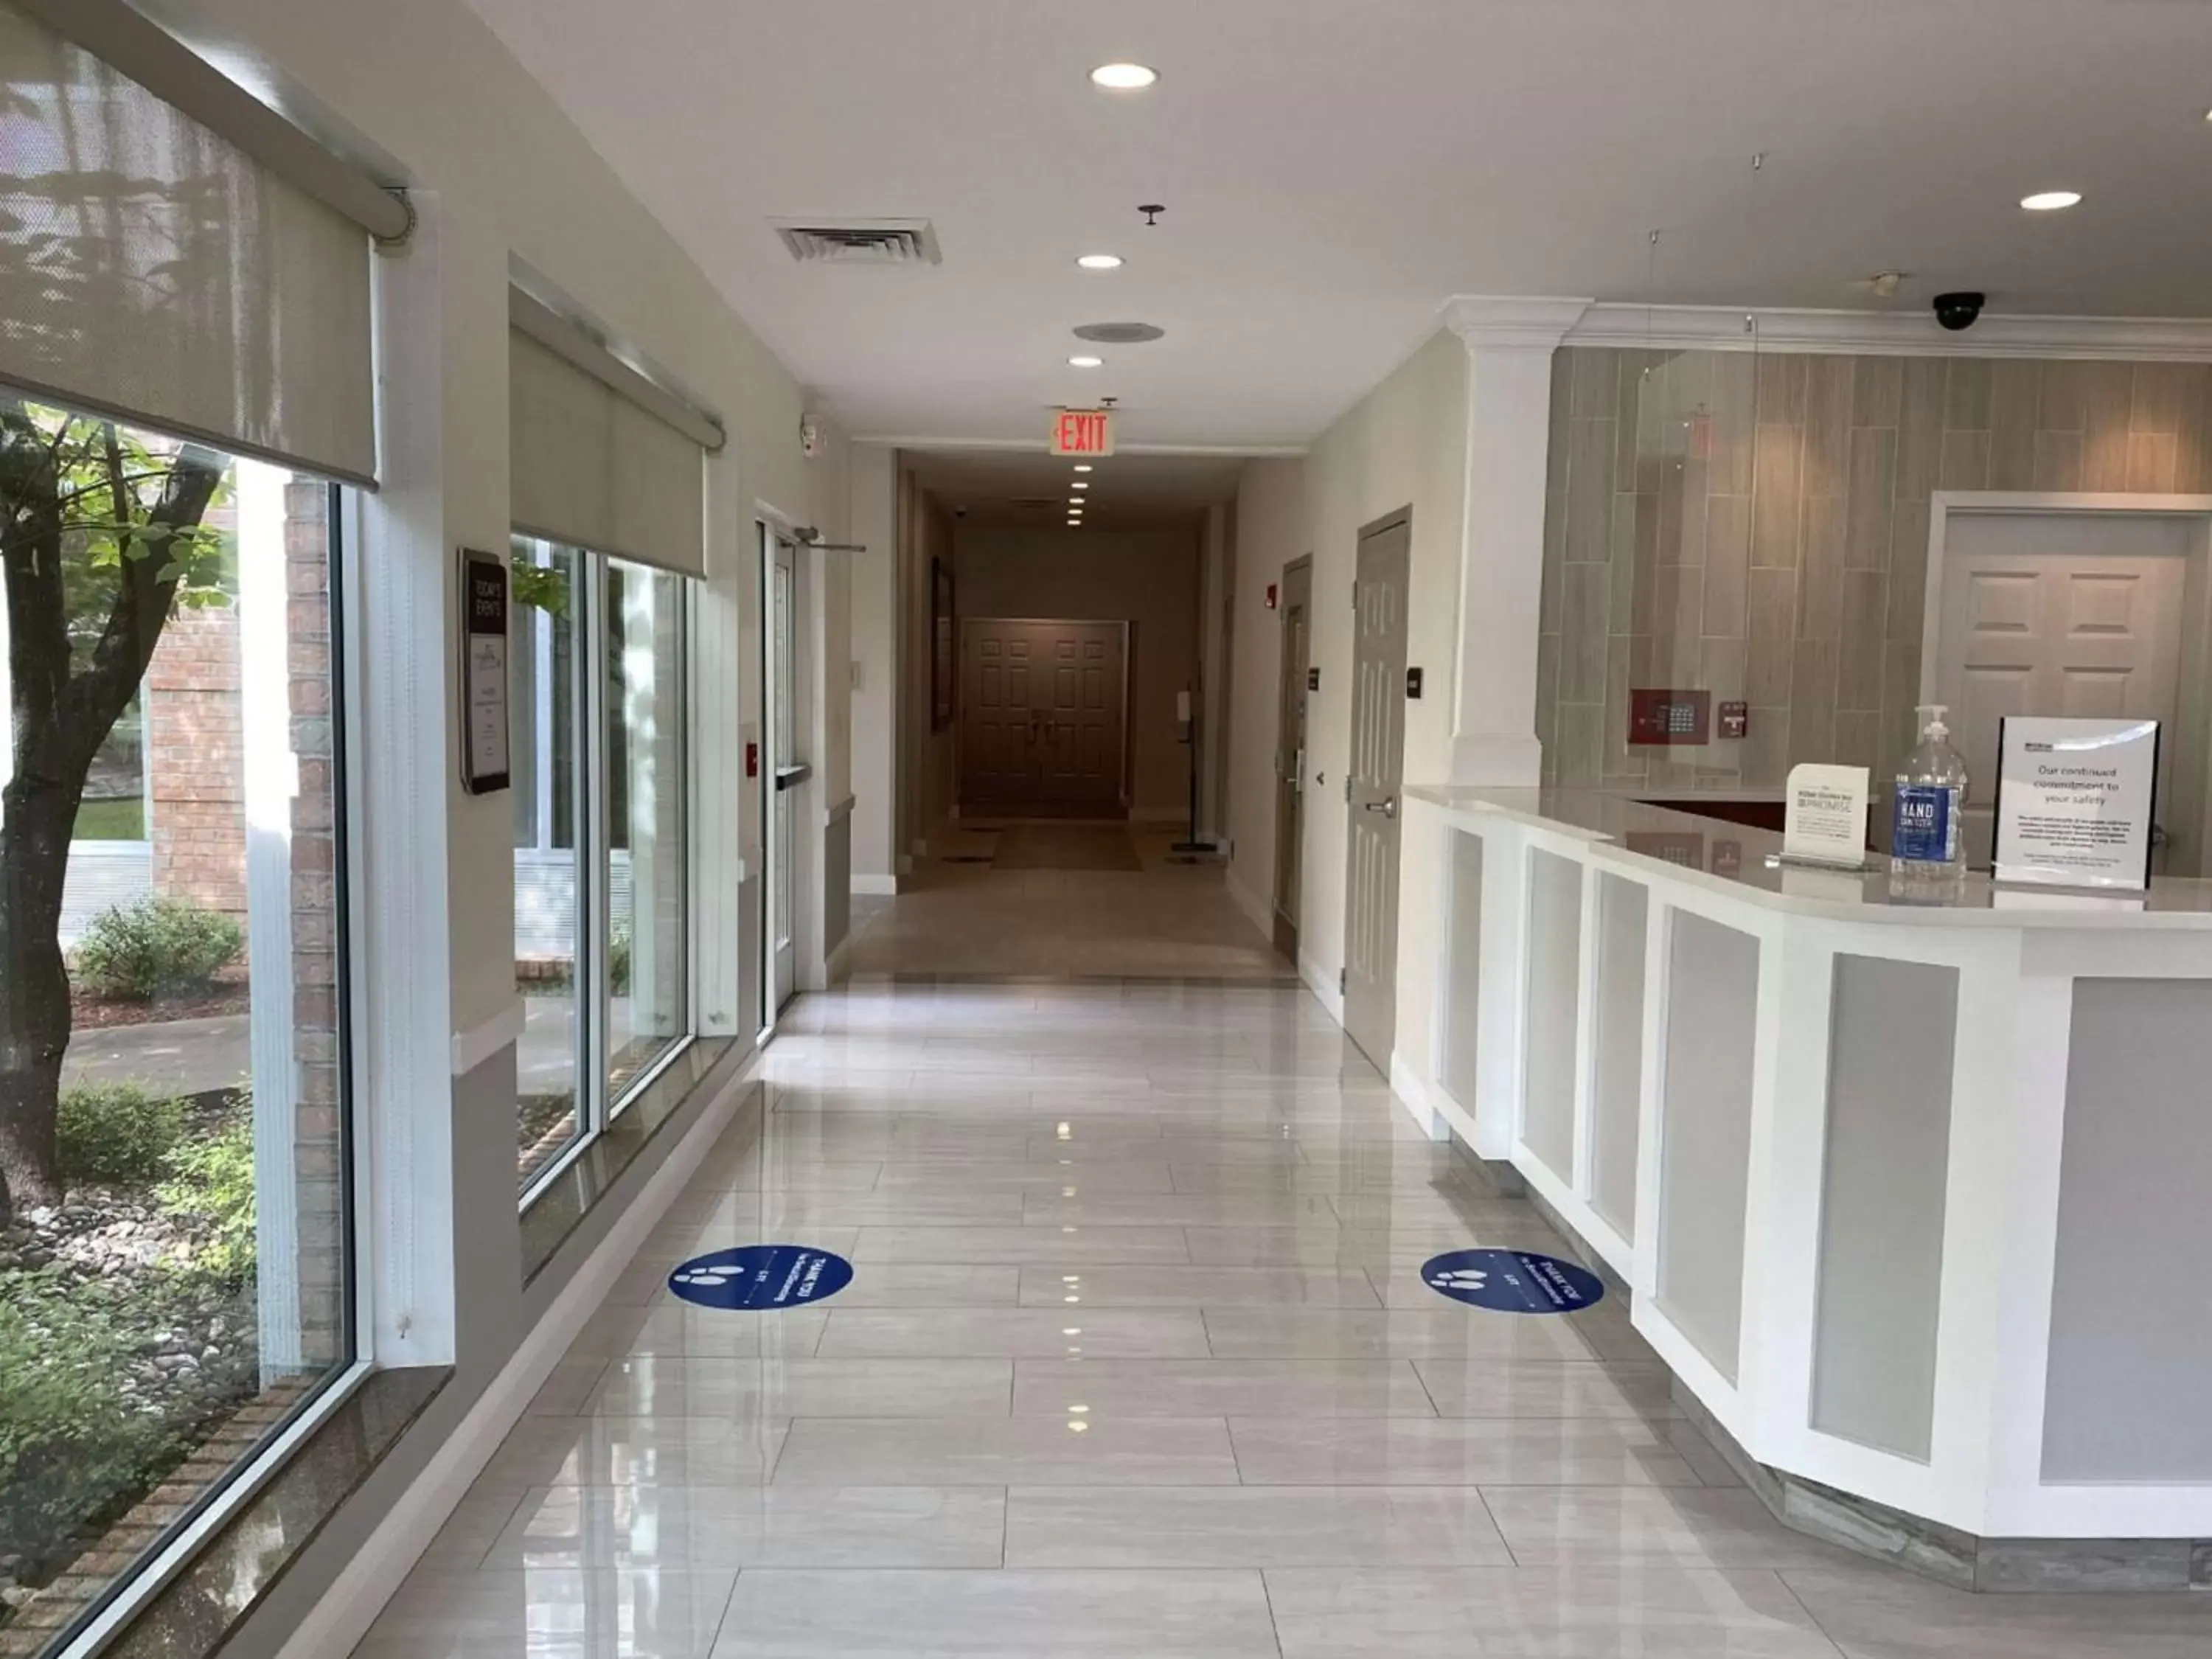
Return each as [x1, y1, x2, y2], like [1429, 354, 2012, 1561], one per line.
[1441, 297, 1592, 785]
[237, 457, 301, 1380]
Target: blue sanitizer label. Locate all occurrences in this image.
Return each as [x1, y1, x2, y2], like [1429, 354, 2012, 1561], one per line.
[1892, 785, 1951, 861]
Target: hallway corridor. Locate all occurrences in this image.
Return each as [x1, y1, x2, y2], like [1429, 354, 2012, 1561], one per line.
[352, 980, 2212, 1657]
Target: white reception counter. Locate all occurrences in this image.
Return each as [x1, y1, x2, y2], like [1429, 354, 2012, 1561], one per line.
[1391, 785, 2212, 1574]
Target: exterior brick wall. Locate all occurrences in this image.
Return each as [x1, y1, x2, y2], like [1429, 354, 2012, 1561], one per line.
[145, 606, 247, 922]
[285, 479, 346, 1367]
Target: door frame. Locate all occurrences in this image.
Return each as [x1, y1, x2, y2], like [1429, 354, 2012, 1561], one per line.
[956, 615, 1133, 818]
[1272, 555, 1313, 959]
[1921, 492, 2212, 874]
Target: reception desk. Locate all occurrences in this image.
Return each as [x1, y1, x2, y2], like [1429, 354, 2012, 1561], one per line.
[1391, 785, 2212, 1579]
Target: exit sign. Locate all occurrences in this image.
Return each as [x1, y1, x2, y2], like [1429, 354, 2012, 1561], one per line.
[1051, 407, 1115, 457]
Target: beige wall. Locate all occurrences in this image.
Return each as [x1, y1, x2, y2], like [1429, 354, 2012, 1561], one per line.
[847, 445, 898, 882]
[1537, 347, 2212, 793]
[1223, 327, 1471, 992]
[900, 477, 960, 841]
[953, 521, 1203, 818]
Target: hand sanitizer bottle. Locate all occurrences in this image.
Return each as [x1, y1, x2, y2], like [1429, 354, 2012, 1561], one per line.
[1890, 703, 1968, 874]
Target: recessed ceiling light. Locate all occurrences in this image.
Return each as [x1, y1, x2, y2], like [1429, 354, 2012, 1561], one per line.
[1068, 497, 1085, 506]
[1072, 481, 1089, 490]
[2020, 189, 2082, 212]
[1068, 354, 1104, 368]
[1077, 254, 1124, 271]
[1073, 464, 1093, 473]
[1090, 62, 1157, 91]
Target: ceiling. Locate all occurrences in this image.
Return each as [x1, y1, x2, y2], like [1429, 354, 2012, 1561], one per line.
[905, 448, 1241, 528]
[464, 0, 2212, 453]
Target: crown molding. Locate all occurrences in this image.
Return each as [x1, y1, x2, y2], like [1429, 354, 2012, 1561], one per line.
[1441, 296, 1596, 349]
[1561, 302, 2212, 362]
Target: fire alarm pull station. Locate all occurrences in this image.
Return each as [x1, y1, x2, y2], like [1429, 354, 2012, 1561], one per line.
[745, 740, 760, 779]
[1265, 583, 1279, 610]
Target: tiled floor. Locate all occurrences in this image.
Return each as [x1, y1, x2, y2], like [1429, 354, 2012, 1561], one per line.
[358, 977, 2212, 1655]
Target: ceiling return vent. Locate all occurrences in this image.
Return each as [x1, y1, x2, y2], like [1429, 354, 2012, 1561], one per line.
[1007, 496, 1062, 509]
[773, 218, 942, 265]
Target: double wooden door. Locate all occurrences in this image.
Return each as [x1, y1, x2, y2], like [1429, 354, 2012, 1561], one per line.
[959, 618, 1128, 817]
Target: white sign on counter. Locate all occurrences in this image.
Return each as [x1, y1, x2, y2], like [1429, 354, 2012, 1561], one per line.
[1993, 717, 2158, 890]
[1782, 763, 1871, 868]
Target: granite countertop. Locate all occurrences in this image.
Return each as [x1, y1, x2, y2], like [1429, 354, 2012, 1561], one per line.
[1404, 785, 2212, 928]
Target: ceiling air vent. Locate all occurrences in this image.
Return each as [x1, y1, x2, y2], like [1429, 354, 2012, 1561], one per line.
[1008, 496, 1062, 509]
[773, 218, 942, 266]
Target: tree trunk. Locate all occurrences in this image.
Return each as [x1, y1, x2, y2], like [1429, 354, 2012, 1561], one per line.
[0, 771, 77, 1221]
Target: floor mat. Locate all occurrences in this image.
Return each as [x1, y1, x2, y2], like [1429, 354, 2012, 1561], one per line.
[990, 823, 1144, 871]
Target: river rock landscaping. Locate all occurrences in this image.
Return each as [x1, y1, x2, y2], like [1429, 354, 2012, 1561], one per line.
[0, 1090, 260, 1630]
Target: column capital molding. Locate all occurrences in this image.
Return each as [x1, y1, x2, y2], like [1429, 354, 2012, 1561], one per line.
[1441, 295, 1594, 351]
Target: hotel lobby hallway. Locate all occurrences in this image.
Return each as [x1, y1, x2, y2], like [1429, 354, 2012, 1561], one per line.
[355, 978, 2212, 1656]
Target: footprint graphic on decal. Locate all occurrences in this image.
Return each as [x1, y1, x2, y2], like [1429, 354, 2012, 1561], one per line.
[672, 1267, 735, 1287]
[1429, 1267, 1489, 1292]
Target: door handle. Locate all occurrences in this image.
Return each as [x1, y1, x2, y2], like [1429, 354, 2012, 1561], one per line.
[1363, 796, 1397, 820]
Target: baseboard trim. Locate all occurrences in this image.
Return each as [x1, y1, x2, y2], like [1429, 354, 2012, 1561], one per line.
[274, 1061, 758, 1659]
[1298, 950, 1344, 1023]
[1388, 1051, 1451, 1141]
[851, 873, 900, 897]
[825, 935, 853, 986]
[1224, 869, 1273, 942]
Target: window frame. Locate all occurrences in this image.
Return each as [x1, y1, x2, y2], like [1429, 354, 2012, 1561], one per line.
[515, 538, 694, 1210]
[47, 476, 369, 1659]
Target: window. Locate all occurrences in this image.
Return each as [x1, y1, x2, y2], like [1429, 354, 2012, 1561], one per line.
[511, 539, 586, 1190]
[0, 406, 353, 1651]
[512, 540, 690, 1196]
[605, 557, 688, 1104]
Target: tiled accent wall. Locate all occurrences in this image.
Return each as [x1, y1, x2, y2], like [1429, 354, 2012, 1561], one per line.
[1536, 347, 2212, 790]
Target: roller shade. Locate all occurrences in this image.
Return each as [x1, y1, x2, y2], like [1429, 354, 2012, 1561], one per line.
[509, 295, 710, 579]
[0, 0, 378, 482]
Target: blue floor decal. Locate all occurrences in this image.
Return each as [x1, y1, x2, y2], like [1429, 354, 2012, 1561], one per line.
[1419, 1248, 1604, 1314]
[667, 1243, 855, 1310]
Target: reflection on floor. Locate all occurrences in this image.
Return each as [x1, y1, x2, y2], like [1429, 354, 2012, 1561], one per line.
[844, 824, 1287, 981]
[354, 981, 2212, 1657]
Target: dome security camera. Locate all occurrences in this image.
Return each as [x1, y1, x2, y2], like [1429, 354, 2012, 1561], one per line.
[1933, 291, 1986, 332]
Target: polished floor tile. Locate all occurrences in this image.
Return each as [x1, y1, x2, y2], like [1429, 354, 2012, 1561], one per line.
[1004, 1484, 1512, 1568]
[485, 1484, 1007, 1569]
[1482, 1485, 1866, 1568]
[816, 1308, 1211, 1359]
[473, 1414, 790, 1490]
[1011, 1357, 1436, 1418]
[771, 1416, 1241, 1486]
[1778, 1563, 2212, 1656]
[1263, 1565, 1847, 1658]
[848, 1225, 1193, 1265]
[362, 970, 2155, 1658]
[709, 1569, 1282, 1658]
[582, 1357, 1014, 1418]
[1228, 1415, 1703, 1486]
[1200, 1306, 1596, 1360]
[1411, 1359, 1680, 1419]
[1018, 1264, 1382, 1307]
[358, 1568, 736, 1658]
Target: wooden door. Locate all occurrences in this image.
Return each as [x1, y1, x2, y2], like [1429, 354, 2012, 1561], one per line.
[1932, 512, 2189, 866]
[1272, 558, 1313, 958]
[1342, 515, 1411, 1069]
[959, 618, 1127, 817]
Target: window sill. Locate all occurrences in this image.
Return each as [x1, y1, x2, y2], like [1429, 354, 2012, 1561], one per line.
[519, 1036, 739, 1282]
[21, 1366, 451, 1659]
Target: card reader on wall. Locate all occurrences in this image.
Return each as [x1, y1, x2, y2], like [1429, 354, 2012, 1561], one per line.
[1629, 689, 1711, 745]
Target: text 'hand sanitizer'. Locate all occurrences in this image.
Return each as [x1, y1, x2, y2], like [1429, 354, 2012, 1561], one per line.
[1891, 703, 1968, 874]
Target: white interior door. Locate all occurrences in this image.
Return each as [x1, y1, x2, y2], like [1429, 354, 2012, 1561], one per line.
[1342, 515, 1411, 1070]
[1932, 510, 2191, 867]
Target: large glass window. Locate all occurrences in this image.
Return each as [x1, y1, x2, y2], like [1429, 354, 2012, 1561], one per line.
[0, 404, 353, 1650]
[512, 539, 689, 1196]
[605, 558, 687, 1103]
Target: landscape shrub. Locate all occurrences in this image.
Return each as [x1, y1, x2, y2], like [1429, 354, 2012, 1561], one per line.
[156, 1110, 257, 1284]
[0, 1270, 178, 1574]
[73, 895, 242, 1001]
[55, 1082, 188, 1186]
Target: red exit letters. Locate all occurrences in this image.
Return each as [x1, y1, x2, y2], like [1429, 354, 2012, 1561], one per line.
[1051, 408, 1115, 457]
